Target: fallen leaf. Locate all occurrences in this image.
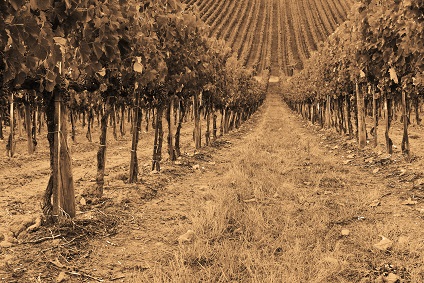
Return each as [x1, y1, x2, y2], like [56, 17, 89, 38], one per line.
[373, 168, 380, 174]
[374, 235, 393, 251]
[343, 160, 351, 165]
[370, 200, 381, 208]
[243, 198, 257, 203]
[192, 164, 200, 170]
[56, 271, 67, 283]
[365, 157, 374, 163]
[347, 154, 355, 159]
[401, 198, 417, 205]
[415, 179, 424, 187]
[80, 197, 87, 206]
[50, 258, 65, 269]
[178, 230, 195, 244]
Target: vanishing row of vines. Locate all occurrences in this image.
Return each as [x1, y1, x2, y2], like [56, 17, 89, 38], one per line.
[282, 0, 424, 159]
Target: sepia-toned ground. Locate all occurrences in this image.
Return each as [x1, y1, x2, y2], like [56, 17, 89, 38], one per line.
[1, 83, 424, 282]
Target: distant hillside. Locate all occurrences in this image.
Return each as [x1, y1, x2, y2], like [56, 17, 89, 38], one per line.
[184, 0, 355, 76]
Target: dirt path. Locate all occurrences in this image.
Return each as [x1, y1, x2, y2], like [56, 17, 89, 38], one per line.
[1, 84, 424, 282]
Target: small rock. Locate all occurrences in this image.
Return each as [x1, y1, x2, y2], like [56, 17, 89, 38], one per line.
[0, 241, 13, 248]
[397, 236, 409, 246]
[386, 273, 400, 283]
[365, 157, 374, 163]
[374, 235, 393, 251]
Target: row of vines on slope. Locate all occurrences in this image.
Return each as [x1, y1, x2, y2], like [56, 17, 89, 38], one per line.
[281, 0, 424, 159]
[184, 0, 354, 76]
[0, 0, 266, 221]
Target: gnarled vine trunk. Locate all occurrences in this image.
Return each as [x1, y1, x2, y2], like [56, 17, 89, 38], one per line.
[43, 89, 76, 222]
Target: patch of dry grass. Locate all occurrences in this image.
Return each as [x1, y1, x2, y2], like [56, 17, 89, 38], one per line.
[129, 94, 424, 283]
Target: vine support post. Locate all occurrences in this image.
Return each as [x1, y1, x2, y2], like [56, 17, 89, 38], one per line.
[193, 91, 201, 149]
[175, 99, 185, 158]
[356, 82, 367, 148]
[383, 90, 393, 154]
[96, 98, 112, 197]
[325, 95, 331, 128]
[372, 87, 378, 148]
[152, 105, 164, 172]
[401, 89, 410, 159]
[167, 95, 176, 161]
[8, 92, 14, 157]
[129, 93, 141, 183]
[24, 93, 34, 154]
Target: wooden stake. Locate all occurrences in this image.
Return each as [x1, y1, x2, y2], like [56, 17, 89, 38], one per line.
[401, 89, 410, 159]
[356, 82, 367, 148]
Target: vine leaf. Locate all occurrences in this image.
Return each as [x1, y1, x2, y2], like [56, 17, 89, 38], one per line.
[389, 67, 398, 84]
[133, 62, 144, 73]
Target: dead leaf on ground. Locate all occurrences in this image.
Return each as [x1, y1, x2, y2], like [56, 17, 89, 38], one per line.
[373, 168, 380, 174]
[347, 154, 355, 159]
[243, 198, 257, 203]
[374, 235, 393, 251]
[56, 271, 67, 283]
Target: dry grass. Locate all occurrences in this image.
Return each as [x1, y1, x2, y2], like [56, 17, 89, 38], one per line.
[127, 92, 424, 283]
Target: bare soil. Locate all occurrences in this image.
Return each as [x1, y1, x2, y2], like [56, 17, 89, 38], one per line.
[1, 83, 423, 282]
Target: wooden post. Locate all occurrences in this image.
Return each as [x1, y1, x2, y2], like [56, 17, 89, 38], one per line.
[372, 88, 378, 147]
[384, 90, 393, 154]
[356, 82, 367, 148]
[193, 92, 201, 149]
[129, 94, 141, 183]
[401, 89, 410, 159]
[24, 95, 34, 154]
[9, 92, 14, 157]
[96, 101, 112, 196]
[167, 95, 176, 161]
